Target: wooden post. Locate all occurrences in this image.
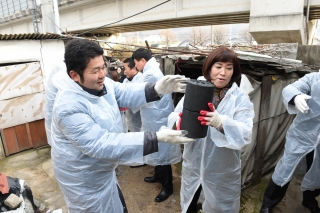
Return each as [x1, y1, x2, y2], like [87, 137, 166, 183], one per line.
[0, 129, 6, 158]
[252, 75, 272, 185]
[26, 122, 34, 148]
[159, 58, 164, 74]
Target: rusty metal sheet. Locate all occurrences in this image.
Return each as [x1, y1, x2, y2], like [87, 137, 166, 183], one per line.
[0, 92, 45, 129]
[0, 62, 44, 101]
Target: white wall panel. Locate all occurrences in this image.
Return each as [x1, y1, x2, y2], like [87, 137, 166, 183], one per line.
[0, 62, 44, 101]
[0, 92, 45, 129]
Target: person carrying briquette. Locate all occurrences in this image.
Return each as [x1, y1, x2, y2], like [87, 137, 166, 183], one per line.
[45, 39, 194, 213]
[174, 46, 254, 213]
[260, 71, 320, 213]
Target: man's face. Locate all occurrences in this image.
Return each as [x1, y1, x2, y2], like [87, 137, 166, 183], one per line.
[134, 58, 147, 72]
[124, 63, 137, 78]
[71, 55, 106, 90]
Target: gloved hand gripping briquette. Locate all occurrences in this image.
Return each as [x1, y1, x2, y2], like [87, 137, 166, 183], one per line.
[198, 103, 222, 129]
[154, 75, 189, 95]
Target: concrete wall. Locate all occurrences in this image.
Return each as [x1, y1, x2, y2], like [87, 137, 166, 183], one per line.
[249, 0, 306, 44]
[1, 0, 320, 44]
[0, 0, 251, 33]
[296, 45, 320, 66]
[0, 18, 35, 34]
[58, 0, 251, 32]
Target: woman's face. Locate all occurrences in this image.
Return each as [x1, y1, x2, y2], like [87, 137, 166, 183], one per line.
[209, 61, 234, 88]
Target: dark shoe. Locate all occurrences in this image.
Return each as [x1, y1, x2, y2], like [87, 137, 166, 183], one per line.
[260, 207, 272, 213]
[302, 200, 320, 213]
[144, 176, 160, 183]
[155, 188, 173, 203]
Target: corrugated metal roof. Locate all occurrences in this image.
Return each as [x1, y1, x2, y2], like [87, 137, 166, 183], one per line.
[161, 55, 200, 61]
[0, 33, 67, 40]
[162, 52, 320, 74]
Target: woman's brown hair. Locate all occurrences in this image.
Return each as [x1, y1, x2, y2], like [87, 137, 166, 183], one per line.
[202, 46, 241, 86]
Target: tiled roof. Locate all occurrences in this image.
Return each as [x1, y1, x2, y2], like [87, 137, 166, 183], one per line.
[0, 33, 66, 40]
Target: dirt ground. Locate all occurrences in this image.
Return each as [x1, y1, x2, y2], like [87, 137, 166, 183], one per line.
[1, 146, 319, 213]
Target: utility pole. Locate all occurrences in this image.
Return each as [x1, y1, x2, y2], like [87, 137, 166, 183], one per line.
[137, 31, 139, 45]
[53, 0, 61, 34]
[229, 24, 232, 44]
[211, 25, 214, 45]
[41, 0, 57, 34]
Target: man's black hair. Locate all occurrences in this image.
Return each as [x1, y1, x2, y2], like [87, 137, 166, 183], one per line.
[64, 39, 104, 82]
[123, 58, 135, 69]
[132, 48, 152, 62]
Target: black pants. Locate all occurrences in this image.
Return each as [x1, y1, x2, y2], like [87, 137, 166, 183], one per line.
[262, 150, 320, 209]
[187, 185, 202, 213]
[154, 165, 173, 190]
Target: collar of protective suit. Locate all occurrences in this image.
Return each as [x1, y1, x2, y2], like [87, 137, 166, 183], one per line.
[143, 57, 159, 73]
[77, 83, 107, 97]
[52, 67, 105, 100]
[126, 71, 139, 81]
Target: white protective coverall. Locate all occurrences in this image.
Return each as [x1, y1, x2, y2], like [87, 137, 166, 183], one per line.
[48, 68, 155, 213]
[175, 81, 254, 213]
[44, 62, 66, 146]
[123, 72, 143, 132]
[272, 72, 320, 190]
[140, 57, 181, 165]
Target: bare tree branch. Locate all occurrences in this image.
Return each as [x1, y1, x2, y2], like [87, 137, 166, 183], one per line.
[188, 27, 209, 46]
[126, 36, 139, 45]
[158, 29, 177, 48]
[212, 26, 227, 45]
[239, 28, 255, 45]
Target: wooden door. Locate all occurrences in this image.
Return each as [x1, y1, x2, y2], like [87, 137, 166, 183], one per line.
[0, 119, 48, 156]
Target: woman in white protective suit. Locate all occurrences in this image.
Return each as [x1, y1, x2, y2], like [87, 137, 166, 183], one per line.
[45, 39, 194, 213]
[260, 72, 320, 213]
[174, 46, 254, 213]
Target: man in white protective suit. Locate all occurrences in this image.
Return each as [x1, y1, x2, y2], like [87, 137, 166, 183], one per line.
[122, 57, 143, 133]
[45, 39, 194, 213]
[260, 72, 320, 213]
[132, 48, 182, 202]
